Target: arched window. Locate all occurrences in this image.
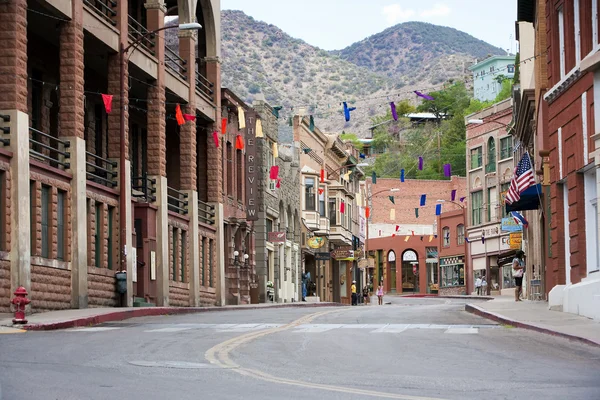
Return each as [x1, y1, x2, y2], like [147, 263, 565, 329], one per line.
[442, 227, 450, 247]
[486, 137, 496, 173]
[457, 224, 465, 245]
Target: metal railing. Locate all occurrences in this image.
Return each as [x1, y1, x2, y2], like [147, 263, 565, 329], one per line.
[165, 45, 188, 81]
[86, 151, 118, 188]
[83, 0, 117, 26]
[131, 174, 156, 202]
[128, 15, 155, 55]
[29, 127, 70, 169]
[195, 71, 214, 103]
[167, 186, 188, 215]
[198, 199, 215, 225]
[0, 114, 9, 146]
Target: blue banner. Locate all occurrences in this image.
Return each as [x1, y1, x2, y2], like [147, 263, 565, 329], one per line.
[501, 217, 522, 232]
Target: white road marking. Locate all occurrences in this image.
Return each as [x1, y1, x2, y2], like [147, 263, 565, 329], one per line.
[144, 327, 193, 333]
[67, 327, 121, 332]
[445, 327, 479, 334]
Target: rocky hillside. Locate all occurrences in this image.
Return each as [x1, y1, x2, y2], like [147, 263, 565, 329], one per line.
[202, 11, 506, 135]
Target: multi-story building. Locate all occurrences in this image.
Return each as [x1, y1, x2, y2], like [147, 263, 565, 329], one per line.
[296, 116, 363, 304]
[537, 0, 600, 319]
[465, 99, 516, 295]
[365, 177, 466, 294]
[253, 96, 301, 304]
[469, 55, 516, 101]
[437, 208, 468, 295]
[220, 89, 255, 305]
[0, 0, 223, 311]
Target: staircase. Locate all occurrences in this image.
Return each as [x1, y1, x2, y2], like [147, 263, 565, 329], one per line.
[133, 297, 156, 307]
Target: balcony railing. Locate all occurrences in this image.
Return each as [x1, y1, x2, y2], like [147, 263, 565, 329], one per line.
[131, 174, 156, 202]
[167, 186, 188, 215]
[165, 45, 188, 81]
[0, 114, 9, 146]
[86, 151, 117, 188]
[198, 199, 215, 225]
[128, 15, 155, 55]
[29, 127, 70, 169]
[84, 0, 117, 26]
[195, 71, 214, 103]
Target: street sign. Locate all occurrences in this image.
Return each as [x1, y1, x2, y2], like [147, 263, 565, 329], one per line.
[315, 252, 331, 261]
[509, 233, 522, 249]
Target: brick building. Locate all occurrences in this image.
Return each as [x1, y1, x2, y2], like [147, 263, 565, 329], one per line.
[437, 209, 468, 295]
[537, 0, 600, 318]
[252, 96, 302, 304]
[465, 99, 517, 296]
[0, 0, 224, 312]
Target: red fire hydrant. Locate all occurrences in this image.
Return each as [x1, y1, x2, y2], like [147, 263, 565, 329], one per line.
[11, 286, 31, 324]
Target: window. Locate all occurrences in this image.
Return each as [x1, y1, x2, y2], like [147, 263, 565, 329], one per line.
[268, 143, 276, 190]
[442, 227, 450, 247]
[585, 170, 599, 273]
[30, 182, 35, 254]
[304, 177, 316, 211]
[558, 7, 566, 78]
[575, 0, 581, 62]
[487, 187, 498, 222]
[41, 185, 50, 258]
[209, 239, 214, 287]
[319, 188, 326, 217]
[180, 230, 186, 282]
[95, 203, 102, 267]
[57, 191, 66, 260]
[172, 227, 177, 281]
[201, 238, 206, 286]
[226, 142, 234, 196]
[441, 262, 465, 288]
[486, 137, 496, 173]
[0, 173, 4, 251]
[107, 206, 114, 269]
[457, 224, 465, 245]
[593, 0, 599, 51]
[470, 147, 482, 169]
[471, 191, 483, 225]
[507, 64, 515, 73]
[500, 183, 510, 218]
[329, 198, 336, 225]
[500, 137, 513, 159]
[347, 200, 352, 229]
[236, 150, 243, 202]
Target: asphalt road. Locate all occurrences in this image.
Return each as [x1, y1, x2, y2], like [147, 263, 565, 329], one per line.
[1, 297, 599, 400]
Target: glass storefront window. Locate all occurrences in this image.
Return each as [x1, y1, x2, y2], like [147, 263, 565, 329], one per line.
[502, 266, 516, 289]
[440, 263, 465, 287]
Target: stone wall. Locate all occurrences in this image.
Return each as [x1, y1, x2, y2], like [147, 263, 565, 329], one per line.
[30, 265, 70, 311]
[88, 269, 118, 307]
[169, 284, 190, 307]
[0, 259, 10, 312]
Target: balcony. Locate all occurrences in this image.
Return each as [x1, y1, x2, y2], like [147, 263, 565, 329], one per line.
[315, 217, 330, 237]
[302, 210, 321, 232]
[132, 174, 156, 202]
[198, 199, 215, 225]
[84, 0, 116, 27]
[165, 45, 188, 81]
[329, 221, 352, 245]
[128, 15, 155, 55]
[195, 70, 214, 104]
[0, 114, 9, 147]
[29, 127, 70, 170]
[167, 186, 188, 215]
[86, 151, 118, 188]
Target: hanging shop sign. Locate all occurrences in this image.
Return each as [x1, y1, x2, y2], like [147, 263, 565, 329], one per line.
[245, 110, 258, 221]
[307, 236, 325, 249]
[509, 233, 522, 249]
[268, 231, 286, 243]
[501, 217, 522, 232]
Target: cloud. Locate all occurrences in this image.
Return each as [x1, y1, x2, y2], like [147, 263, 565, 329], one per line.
[382, 4, 416, 24]
[419, 3, 451, 18]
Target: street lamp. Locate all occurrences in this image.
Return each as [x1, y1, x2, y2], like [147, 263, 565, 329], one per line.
[118, 22, 202, 275]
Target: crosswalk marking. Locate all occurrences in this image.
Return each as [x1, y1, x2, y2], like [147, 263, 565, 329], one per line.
[66, 323, 498, 334]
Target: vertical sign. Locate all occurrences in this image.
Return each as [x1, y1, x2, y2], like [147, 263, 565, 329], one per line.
[245, 111, 259, 221]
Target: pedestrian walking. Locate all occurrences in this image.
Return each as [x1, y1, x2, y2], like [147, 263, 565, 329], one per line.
[513, 250, 525, 302]
[351, 280, 357, 306]
[481, 275, 487, 295]
[376, 283, 384, 305]
[475, 275, 482, 295]
[362, 285, 370, 305]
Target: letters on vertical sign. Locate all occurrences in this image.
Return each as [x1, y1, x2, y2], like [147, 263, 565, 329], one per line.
[245, 112, 259, 221]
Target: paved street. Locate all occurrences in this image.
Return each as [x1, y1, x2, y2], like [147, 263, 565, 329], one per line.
[1, 298, 599, 400]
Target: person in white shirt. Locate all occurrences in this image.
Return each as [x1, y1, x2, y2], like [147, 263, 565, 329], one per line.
[512, 250, 525, 302]
[475, 276, 482, 295]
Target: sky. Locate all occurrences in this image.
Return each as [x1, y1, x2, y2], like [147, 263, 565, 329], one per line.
[220, 0, 518, 52]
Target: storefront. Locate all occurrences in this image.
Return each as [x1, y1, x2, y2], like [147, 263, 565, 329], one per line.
[439, 256, 466, 295]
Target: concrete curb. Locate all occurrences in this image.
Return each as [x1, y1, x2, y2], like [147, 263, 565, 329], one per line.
[465, 303, 600, 348]
[19, 302, 346, 331]
[391, 294, 494, 300]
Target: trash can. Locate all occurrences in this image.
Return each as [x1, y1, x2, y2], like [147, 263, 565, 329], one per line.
[115, 271, 127, 294]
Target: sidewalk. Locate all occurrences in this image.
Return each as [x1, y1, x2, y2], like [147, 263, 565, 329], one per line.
[466, 297, 600, 347]
[0, 302, 343, 331]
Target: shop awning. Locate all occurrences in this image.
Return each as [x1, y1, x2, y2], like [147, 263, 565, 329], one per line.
[505, 184, 541, 213]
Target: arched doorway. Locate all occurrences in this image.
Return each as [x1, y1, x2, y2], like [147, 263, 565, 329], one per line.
[388, 251, 397, 293]
[401, 250, 419, 293]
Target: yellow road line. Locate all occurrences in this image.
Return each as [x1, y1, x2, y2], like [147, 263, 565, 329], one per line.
[0, 327, 26, 334]
[205, 308, 447, 400]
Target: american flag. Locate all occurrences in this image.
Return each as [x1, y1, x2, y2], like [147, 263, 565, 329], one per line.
[505, 153, 536, 204]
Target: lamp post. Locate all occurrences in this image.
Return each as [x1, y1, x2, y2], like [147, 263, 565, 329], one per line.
[118, 22, 202, 276]
[364, 187, 400, 289]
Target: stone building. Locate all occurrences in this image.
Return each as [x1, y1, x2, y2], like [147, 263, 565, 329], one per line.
[253, 97, 301, 303]
[220, 89, 256, 305]
[0, 0, 224, 312]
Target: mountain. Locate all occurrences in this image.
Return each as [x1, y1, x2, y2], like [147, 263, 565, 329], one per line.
[218, 11, 506, 136]
[333, 21, 506, 86]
